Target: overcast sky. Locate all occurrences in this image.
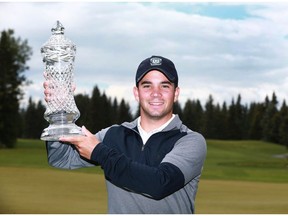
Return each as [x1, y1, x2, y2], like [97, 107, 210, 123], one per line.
[1, 2, 288, 113]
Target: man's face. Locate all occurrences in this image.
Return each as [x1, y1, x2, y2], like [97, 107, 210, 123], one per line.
[133, 70, 180, 120]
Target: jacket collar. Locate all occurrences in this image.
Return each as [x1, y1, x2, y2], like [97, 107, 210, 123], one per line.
[121, 114, 182, 132]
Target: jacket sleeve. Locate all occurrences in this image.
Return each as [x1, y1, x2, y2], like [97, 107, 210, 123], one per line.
[90, 132, 206, 200]
[45, 126, 112, 169]
[91, 142, 184, 200]
[162, 131, 207, 184]
[46, 141, 96, 169]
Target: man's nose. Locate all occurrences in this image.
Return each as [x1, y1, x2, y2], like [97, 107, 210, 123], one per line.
[151, 87, 162, 97]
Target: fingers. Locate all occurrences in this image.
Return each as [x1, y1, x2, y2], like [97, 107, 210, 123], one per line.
[43, 72, 51, 102]
[58, 128, 99, 160]
[43, 71, 51, 102]
[81, 125, 94, 137]
[43, 81, 49, 89]
[44, 84, 52, 102]
[59, 135, 83, 144]
[43, 71, 76, 102]
[59, 135, 83, 153]
[59, 126, 98, 147]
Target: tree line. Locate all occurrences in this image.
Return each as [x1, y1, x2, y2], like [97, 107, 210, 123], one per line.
[19, 89, 288, 150]
[1, 28, 288, 148]
[19, 86, 133, 141]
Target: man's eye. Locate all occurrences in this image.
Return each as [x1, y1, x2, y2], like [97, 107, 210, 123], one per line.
[162, 85, 170, 88]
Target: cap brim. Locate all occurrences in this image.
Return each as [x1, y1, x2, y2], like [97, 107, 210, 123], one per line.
[136, 67, 175, 84]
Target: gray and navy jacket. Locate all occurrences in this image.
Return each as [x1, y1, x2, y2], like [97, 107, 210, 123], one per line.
[46, 115, 207, 214]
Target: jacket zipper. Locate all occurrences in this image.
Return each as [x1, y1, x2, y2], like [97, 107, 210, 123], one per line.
[132, 128, 145, 152]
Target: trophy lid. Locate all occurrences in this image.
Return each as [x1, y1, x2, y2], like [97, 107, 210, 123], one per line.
[41, 20, 76, 62]
[42, 20, 76, 49]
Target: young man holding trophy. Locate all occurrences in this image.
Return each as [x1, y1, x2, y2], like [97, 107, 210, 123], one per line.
[42, 21, 206, 214]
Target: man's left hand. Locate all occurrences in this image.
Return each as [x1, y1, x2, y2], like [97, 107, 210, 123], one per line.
[59, 126, 99, 159]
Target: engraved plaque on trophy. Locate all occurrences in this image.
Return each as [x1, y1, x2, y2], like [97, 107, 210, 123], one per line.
[40, 21, 82, 141]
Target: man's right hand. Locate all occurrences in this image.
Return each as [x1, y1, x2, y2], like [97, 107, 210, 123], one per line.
[43, 81, 52, 102]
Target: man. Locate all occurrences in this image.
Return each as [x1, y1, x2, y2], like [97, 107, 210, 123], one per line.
[45, 55, 207, 214]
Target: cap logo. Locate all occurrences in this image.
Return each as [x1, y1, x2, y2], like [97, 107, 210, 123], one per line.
[150, 57, 162, 66]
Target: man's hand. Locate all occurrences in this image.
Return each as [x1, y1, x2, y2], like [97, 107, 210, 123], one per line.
[43, 81, 52, 102]
[59, 126, 100, 160]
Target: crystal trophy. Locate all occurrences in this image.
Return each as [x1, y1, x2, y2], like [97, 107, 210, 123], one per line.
[40, 20, 82, 141]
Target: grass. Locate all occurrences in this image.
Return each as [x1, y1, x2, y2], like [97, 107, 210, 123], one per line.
[0, 139, 103, 174]
[0, 138, 287, 213]
[0, 167, 107, 213]
[197, 179, 288, 213]
[202, 139, 288, 183]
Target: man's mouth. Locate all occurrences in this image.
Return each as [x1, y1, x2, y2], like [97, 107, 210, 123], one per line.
[149, 101, 164, 106]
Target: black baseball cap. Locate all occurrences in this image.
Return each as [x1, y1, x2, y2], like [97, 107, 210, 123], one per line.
[135, 55, 178, 87]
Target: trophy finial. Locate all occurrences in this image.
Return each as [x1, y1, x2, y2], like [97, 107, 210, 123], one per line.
[51, 20, 65, 35]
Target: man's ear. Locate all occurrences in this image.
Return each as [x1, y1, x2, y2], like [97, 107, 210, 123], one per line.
[174, 87, 180, 102]
[133, 86, 140, 102]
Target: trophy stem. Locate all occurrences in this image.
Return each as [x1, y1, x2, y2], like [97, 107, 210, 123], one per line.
[41, 112, 83, 141]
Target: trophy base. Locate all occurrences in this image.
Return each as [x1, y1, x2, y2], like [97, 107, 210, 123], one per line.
[40, 123, 83, 141]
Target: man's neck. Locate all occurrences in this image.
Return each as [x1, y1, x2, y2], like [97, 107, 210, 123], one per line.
[139, 114, 174, 133]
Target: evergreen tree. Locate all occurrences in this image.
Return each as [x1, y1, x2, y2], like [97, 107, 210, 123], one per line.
[111, 98, 120, 123]
[173, 101, 183, 119]
[23, 98, 35, 138]
[248, 102, 265, 140]
[262, 92, 278, 142]
[278, 100, 288, 147]
[202, 95, 217, 138]
[18, 108, 25, 138]
[0, 29, 32, 148]
[36, 100, 47, 137]
[227, 95, 245, 139]
[241, 104, 249, 139]
[74, 93, 90, 127]
[279, 115, 288, 148]
[117, 99, 133, 123]
[218, 102, 229, 139]
[86, 86, 102, 132]
[182, 99, 193, 130]
[134, 104, 140, 119]
[101, 93, 114, 127]
[182, 99, 203, 133]
[213, 102, 226, 139]
[194, 99, 204, 132]
[24, 98, 46, 138]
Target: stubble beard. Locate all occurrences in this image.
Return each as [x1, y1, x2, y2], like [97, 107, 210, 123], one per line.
[140, 104, 172, 121]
